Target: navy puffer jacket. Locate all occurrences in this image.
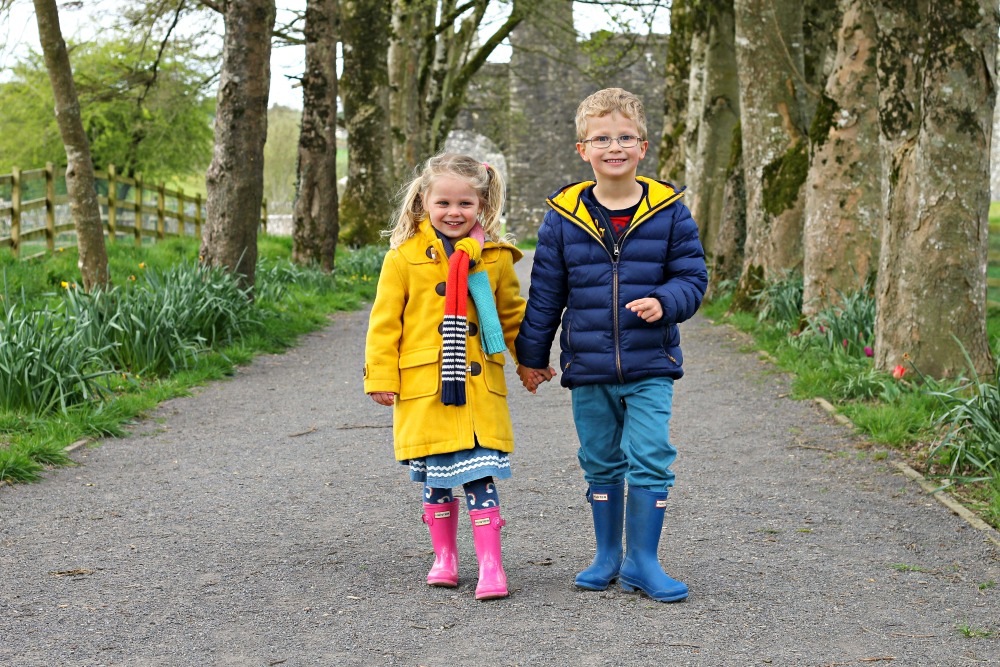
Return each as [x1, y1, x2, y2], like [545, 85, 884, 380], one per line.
[515, 177, 707, 388]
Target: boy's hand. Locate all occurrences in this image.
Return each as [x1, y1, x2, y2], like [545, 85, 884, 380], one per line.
[369, 392, 396, 406]
[517, 364, 557, 394]
[626, 297, 663, 323]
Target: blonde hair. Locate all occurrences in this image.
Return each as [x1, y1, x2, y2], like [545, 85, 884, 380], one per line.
[385, 153, 512, 249]
[574, 87, 648, 142]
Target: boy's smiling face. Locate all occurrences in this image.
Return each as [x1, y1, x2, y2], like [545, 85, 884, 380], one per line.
[576, 111, 648, 183]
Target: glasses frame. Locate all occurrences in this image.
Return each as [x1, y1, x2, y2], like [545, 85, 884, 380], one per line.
[580, 135, 644, 149]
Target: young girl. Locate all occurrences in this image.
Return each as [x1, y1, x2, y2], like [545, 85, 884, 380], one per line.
[363, 153, 525, 600]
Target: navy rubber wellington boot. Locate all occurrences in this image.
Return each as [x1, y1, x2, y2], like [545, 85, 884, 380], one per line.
[618, 486, 688, 602]
[575, 482, 625, 590]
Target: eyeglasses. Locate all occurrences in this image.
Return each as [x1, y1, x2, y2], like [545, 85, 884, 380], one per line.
[581, 135, 643, 149]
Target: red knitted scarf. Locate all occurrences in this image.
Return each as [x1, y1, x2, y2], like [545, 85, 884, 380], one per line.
[441, 248, 470, 405]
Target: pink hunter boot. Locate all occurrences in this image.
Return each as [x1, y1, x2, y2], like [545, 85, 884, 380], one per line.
[469, 507, 509, 600]
[422, 500, 459, 587]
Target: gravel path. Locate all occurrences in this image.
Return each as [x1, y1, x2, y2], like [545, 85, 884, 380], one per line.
[2, 252, 998, 666]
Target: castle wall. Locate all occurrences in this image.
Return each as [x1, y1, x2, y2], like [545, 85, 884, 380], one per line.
[454, 9, 669, 239]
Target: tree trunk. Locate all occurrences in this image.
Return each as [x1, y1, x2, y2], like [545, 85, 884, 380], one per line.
[426, 1, 524, 155]
[292, 0, 339, 272]
[871, 0, 996, 378]
[33, 0, 109, 290]
[706, 122, 746, 299]
[202, 0, 275, 293]
[339, 0, 393, 247]
[658, 0, 691, 183]
[685, 0, 739, 259]
[388, 0, 434, 176]
[801, 0, 881, 316]
[683, 17, 707, 201]
[732, 0, 809, 306]
[387, 0, 525, 180]
[802, 0, 842, 124]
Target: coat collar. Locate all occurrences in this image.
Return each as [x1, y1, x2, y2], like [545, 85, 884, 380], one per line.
[546, 176, 685, 232]
[397, 218, 523, 265]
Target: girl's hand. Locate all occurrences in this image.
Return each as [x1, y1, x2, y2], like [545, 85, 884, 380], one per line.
[626, 297, 663, 323]
[517, 365, 556, 394]
[369, 392, 396, 406]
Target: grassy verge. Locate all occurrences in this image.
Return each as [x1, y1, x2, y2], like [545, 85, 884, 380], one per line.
[703, 268, 1000, 530]
[0, 235, 382, 485]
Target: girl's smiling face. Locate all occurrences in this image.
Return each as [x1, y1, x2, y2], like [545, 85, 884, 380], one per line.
[425, 175, 482, 240]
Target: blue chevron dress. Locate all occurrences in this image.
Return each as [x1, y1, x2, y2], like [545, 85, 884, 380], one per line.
[408, 442, 512, 488]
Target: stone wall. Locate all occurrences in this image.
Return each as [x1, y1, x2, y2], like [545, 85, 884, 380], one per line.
[454, 8, 669, 239]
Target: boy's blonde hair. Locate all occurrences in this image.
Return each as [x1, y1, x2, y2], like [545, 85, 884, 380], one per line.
[385, 152, 512, 249]
[574, 87, 648, 142]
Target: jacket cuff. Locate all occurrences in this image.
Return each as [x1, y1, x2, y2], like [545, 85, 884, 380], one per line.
[363, 363, 400, 395]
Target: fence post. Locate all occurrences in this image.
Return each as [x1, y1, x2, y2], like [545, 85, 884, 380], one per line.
[134, 172, 143, 247]
[195, 192, 202, 242]
[10, 166, 20, 258]
[157, 182, 166, 240]
[44, 162, 56, 253]
[107, 164, 117, 244]
[177, 187, 186, 236]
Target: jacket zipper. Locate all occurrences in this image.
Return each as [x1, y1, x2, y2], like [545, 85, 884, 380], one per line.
[612, 262, 623, 382]
[593, 205, 626, 382]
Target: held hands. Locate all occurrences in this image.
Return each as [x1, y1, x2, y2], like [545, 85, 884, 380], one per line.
[626, 297, 663, 323]
[516, 364, 556, 394]
[369, 391, 396, 406]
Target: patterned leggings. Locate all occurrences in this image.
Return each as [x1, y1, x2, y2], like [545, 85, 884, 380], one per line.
[424, 477, 498, 510]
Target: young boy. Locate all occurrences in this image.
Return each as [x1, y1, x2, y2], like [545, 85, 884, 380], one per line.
[515, 88, 707, 602]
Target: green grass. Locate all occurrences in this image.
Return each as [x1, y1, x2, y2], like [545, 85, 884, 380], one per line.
[705, 259, 1000, 528]
[956, 622, 994, 639]
[0, 234, 382, 485]
[890, 563, 927, 573]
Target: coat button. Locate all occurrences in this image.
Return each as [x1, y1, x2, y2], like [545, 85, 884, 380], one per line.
[468, 322, 478, 336]
[435, 282, 446, 296]
[469, 362, 482, 376]
[426, 246, 437, 260]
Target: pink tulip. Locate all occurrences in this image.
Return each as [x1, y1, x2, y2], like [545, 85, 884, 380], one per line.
[864, 346, 873, 357]
[892, 365, 906, 380]
[842, 339, 849, 348]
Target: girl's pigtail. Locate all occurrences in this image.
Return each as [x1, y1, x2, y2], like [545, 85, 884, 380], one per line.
[480, 162, 509, 244]
[386, 175, 425, 248]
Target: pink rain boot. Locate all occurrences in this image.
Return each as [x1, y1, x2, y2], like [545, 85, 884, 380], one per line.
[422, 500, 459, 587]
[469, 507, 509, 600]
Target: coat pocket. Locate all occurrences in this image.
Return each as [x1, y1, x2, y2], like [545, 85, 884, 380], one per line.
[398, 346, 440, 400]
[482, 354, 507, 397]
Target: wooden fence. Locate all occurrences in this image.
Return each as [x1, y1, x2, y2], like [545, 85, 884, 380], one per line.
[0, 163, 267, 260]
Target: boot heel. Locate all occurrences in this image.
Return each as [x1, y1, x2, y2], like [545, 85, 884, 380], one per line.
[620, 580, 637, 593]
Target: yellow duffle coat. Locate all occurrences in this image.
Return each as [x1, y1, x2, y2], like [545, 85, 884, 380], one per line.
[363, 219, 525, 462]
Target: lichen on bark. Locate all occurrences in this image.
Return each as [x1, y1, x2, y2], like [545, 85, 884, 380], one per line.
[761, 141, 808, 217]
